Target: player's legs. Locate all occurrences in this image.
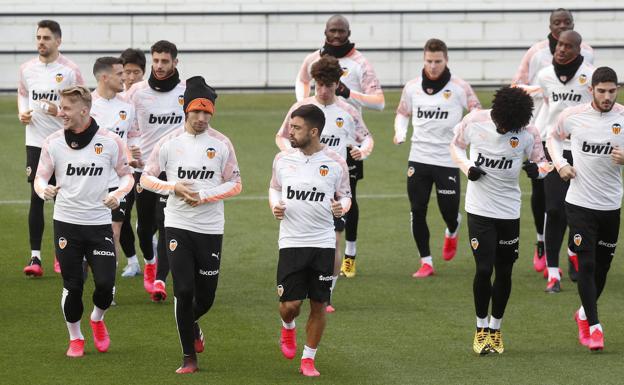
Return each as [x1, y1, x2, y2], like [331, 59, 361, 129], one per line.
[341, 178, 358, 277]
[407, 162, 435, 274]
[120, 172, 139, 275]
[490, 218, 520, 320]
[329, 221, 344, 309]
[155, 195, 169, 282]
[135, 177, 158, 292]
[594, 211, 619, 300]
[432, 166, 461, 261]
[529, 143, 547, 268]
[192, 233, 223, 320]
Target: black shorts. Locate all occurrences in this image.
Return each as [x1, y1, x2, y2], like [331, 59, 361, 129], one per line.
[347, 150, 363, 180]
[467, 213, 520, 263]
[109, 187, 129, 222]
[334, 215, 346, 232]
[26, 146, 55, 184]
[276, 247, 334, 303]
[565, 203, 620, 256]
[407, 161, 460, 211]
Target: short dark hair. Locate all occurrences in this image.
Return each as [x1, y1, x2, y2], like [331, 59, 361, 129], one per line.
[592, 67, 618, 86]
[311, 56, 343, 85]
[490, 86, 534, 133]
[151, 40, 178, 59]
[291, 104, 326, 135]
[424, 38, 448, 57]
[93, 56, 123, 78]
[120, 48, 146, 72]
[550, 8, 573, 21]
[37, 20, 62, 38]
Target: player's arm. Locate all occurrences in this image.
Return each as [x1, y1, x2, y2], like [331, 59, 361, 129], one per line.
[449, 120, 474, 176]
[511, 45, 538, 86]
[546, 110, 575, 181]
[394, 84, 412, 144]
[349, 109, 373, 160]
[346, 59, 384, 111]
[269, 154, 285, 219]
[333, 158, 352, 217]
[33, 139, 58, 200]
[125, 105, 143, 167]
[295, 55, 314, 102]
[140, 139, 176, 195]
[17, 68, 32, 124]
[276, 104, 298, 150]
[197, 140, 242, 204]
[524, 125, 550, 179]
[105, 136, 134, 208]
[461, 80, 482, 112]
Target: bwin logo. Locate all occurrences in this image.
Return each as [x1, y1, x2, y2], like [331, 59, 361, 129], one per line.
[32, 89, 59, 101]
[66, 163, 104, 176]
[286, 186, 325, 202]
[551, 90, 581, 102]
[416, 107, 449, 120]
[148, 113, 183, 125]
[178, 166, 214, 179]
[320, 135, 340, 147]
[474, 153, 513, 169]
[581, 141, 614, 155]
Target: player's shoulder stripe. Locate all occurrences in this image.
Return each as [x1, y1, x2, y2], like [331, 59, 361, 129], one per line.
[205, 126, 232, 146]
[611, 103, 624, 115]
[304, 50, 321, 64]
[463, 108, 491, 124]
[404, 77, 421, 89]
[20, 57, 39, 72]
[322, 147, 348, 166]
[561, 103, 593, 119]
[336, 98, 360, 116]
[274, 148, 298, 162]
[56, 54, 81, 71]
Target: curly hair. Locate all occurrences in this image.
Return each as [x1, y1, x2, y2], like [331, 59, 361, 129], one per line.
[490, 86, 534, 133]
[310, 56, 343, 85]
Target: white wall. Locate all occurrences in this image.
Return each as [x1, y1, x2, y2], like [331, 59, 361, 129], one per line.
[1, 0, 623, 90]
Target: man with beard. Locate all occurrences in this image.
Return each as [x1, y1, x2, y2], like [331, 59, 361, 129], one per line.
[127, 40, 186, 301]
[512, 8, 593, 275]
[295, 14, 384, 277]
[547, 67, 623, 351]
[394, 38, 481, 278]
[19, 20, 85, 277]
[536, 31, 594, 293]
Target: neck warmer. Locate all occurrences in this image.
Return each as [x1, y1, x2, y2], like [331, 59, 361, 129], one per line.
[548, 33, 558, 55]
[421, 67, 452, 95]
[553, 55, 583, 85]
[65, 118, 98, 149]
[321, 41, 355, 58]
[148, 68, 181, 92]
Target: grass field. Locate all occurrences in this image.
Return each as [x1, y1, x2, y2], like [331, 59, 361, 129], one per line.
[2, 90, 624, 385]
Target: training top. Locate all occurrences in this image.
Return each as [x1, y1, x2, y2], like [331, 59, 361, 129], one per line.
[547, 103, 624, 211]
[395, 75, 481, 168]
[295, 49, 384, 112]
[127, 80, 186, 169]
[34, 124, 133, 225]
[90, 90, 137, 187]
[450, 109, 548, 219]
[18, 55, 85, 147]
[141, 127, 242, 234]
[270, 147, 351, 249]
[276, 96, 373, 160]
[533, 61, 594, 143]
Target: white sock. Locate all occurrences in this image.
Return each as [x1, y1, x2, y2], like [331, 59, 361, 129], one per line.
[302, 345, 317, 360]
[152, 234, 158, 257]
[477, 316, 489, 329]
[144, 258, 156, 265]
[548, 267, 561, 281]
[281, 319, 295, 329]
[90, 306, 106, 322]
[589, 323, 603, 334]
[567, 248, 576, 257]
[32, 250, 41, 259]
[578, 306, 587, 320]
[67, 321, 84, 340]
[345, 241, 357, 256]
[537, 233, 544, 242]
[445, 213, 462, 237]
[489, 316, 502, 330]
[127, 255, 138, 265]
[330, 275, 338, 292]
[421, 256, 433, 266]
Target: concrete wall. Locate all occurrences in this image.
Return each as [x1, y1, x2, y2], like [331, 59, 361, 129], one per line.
[1, 1, 623, 90]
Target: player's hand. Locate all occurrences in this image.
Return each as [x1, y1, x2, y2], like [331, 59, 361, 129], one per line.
[611, 146, 624, 165]
[468, 166, 487, 181]
[349, 146, 363, 160]
[43, 185, 60, 200]
[522, 160, 539, 179]
[128, 145, 142, 160]
[393, 136, 405, 145]
[40, 100, 58, 116]
[103, 195, 120, 209]
[335, 81, 351, 99]
[174, 181, 200, 206]
[330, 198, 343, 218]
[129, 159, 144, 168]
[272, 200, 286, 220]
[19, 109, 33, 125]
[558, 165, 576, 181]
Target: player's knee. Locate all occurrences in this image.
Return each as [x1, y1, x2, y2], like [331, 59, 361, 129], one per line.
[410, 207, 427, 220]
[195, 294, 216, 315]
[475, 263, 493, 279]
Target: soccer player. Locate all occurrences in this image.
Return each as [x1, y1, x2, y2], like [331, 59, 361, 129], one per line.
[18, 20, 84, 276]
[278, 56, 372, 311]
[450, 87, 548, 355]
[127, 40, 186, 300]
[270, 104, 351, 376]
[141, 76, 242, 373]
[512, 8, 593, 274]
[90, 57, 140, 265]
[546, 67, 622, 351]
[295, 14, 384, 277]
[120, 48, 146, 92]
[536, 30, 594, 292]
[33, 86, 133, 357]
[394, 38, 481, 278]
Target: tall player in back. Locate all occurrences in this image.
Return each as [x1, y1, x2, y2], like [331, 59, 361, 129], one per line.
[19, 20, 84, 276]
[547, 67, 624, 351]
[394, 38, 481, 278]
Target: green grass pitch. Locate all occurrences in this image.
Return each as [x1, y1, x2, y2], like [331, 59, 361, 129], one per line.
[1, 91, 624, 384]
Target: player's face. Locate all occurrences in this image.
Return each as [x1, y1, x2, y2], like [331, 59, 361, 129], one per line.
[289, 116, 315, 149]
[106, 64, 125, 93]
[549, 11, 574, 39]
[554, 33, 580, 64]
[315, 81, 337, 104]
[324, 19, 350, 46]
[151, 52, 177, 79]
[186, 110, 212, 134]
[591, 82, 617, 113]
[59, 97, 88, 131]
[123, 63, 144, 89]
[423, 51, 448, 80]
[36, 28, 60, 58]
